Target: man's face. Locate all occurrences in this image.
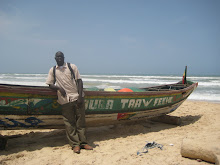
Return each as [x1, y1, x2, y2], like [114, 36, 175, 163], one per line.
[55, 54, 64, 66]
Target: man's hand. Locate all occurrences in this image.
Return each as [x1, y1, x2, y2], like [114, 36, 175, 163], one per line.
[77, 97, 84, 106]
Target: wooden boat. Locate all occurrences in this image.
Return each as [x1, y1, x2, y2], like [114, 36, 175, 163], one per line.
[0, 67, 198, 129]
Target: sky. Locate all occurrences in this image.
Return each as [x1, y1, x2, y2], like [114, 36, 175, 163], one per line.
[0, 0, 219, 75]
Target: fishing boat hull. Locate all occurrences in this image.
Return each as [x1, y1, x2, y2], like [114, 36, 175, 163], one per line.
[0, 81, 198, 129]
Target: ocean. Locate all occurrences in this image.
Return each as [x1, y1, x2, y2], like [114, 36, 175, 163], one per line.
[0, 73, 220, 103]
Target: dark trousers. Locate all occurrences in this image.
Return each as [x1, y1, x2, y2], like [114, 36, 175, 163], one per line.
[61, 101, 87, 147]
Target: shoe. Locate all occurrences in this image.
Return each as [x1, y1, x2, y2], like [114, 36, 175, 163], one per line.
[82, 144, 93, 150]
[73, 146, 80, 154]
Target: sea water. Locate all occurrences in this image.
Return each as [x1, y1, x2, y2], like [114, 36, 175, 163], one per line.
[0, 73, 219, 103]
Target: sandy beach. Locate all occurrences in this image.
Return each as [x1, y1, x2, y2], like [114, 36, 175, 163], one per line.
[0, 101, 220, 165]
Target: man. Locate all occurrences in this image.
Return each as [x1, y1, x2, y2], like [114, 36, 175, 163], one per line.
[46, 51, 93, 154]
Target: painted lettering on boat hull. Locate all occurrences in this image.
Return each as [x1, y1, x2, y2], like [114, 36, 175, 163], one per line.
[85, 96, 174, 111]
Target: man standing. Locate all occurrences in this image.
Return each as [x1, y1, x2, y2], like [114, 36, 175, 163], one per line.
[46, 51, 93, 154]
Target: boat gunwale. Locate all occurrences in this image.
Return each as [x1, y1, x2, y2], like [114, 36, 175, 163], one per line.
[0, 82, 198, 97]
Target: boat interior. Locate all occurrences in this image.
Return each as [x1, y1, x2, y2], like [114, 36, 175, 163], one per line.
[84, 82, 191, 92]
[143, 83, 190, 91]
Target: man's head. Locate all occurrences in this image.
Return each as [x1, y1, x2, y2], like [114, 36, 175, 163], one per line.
[55, 51, 65, 66]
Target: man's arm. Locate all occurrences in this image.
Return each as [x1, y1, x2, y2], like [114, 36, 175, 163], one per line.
[49, 84, 66, 97]
[77, 79, 84, 104]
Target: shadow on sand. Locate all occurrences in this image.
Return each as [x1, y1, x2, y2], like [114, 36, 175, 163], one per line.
[0, 114, 201, 155]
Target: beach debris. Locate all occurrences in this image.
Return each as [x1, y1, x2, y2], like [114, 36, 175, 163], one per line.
[0, 134, 24, 150]
[0, 135, 7, 150]
[137, 141, 163, 156]
[181, 134, 220, 164]
[197, 159, 203, 162]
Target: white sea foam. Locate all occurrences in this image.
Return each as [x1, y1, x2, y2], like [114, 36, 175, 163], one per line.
[0, 73, 219, 102]
[188, 93, 220, 102]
